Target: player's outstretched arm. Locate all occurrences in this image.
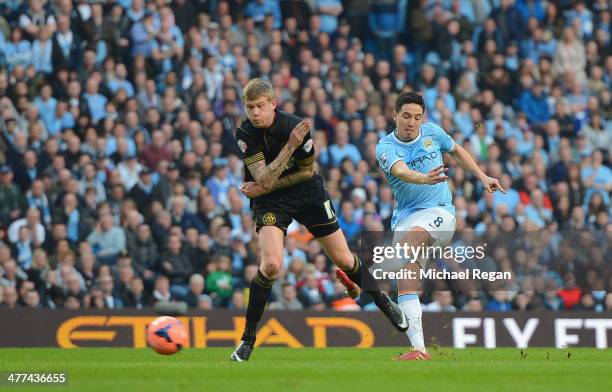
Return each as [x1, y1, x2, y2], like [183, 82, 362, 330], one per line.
[241, 159, 315, 198]
[390, 161, 449, 184]
[246, 121, 310, 189]
[449, 144, 506, 193]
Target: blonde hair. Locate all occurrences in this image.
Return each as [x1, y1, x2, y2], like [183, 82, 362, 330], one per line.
[242, 78, 274, 102]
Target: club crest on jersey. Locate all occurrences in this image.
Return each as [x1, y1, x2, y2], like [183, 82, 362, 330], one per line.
[423, 137, 433, 149]
[303, 139, 313, 153]
[262, 213, 276, 226]
[379, 152, 388, 165]
[237, 140, 247, 153]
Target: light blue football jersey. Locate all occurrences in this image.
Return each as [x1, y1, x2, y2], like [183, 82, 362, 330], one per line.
[376, 123, 456, 230]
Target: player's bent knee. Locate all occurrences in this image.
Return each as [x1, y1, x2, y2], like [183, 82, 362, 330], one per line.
[334, 252, 355, 271]
[322, 245, 353, 271]
[333, 255, 355, 271]
[261, 261, 282, 280]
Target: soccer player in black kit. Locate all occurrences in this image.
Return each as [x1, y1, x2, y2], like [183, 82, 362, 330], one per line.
[230, 78, 408, 361]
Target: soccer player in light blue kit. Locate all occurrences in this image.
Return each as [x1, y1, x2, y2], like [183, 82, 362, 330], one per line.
[376, 92, 505, 360]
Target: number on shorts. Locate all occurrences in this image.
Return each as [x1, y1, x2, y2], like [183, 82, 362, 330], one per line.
[323, 200, 335, 219]
[429, 216, 443, 229]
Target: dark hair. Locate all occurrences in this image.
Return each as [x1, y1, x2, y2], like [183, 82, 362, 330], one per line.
[394, 92, 425, 113]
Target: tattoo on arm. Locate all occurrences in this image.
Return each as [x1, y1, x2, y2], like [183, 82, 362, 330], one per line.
[252, 163, 314, 197]
[263, 161, 315, 193]
[246, 142, 298, 188]
[246, 160, 267, 183]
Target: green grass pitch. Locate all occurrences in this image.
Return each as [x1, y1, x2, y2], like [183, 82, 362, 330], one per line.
[0, 347, 610, 392]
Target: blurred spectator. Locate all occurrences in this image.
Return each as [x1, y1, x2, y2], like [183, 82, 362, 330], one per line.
[553, 27, 586, 82]
[86, 212, 126, 264]
[197, 294, 213, 311]
[329, 281, 360, 311]
[230, 290, 246, 309]
[518, 81, 550, 126]
[11, 226, 35, 270]
[423, 291, 457, 312]
[51, 14, 79, 72]
[317, 0, 343, 34]
[245, 0, 282, 29]
[337, 201, 360, 243]
[486, 291, 513, 311]
[160, 234, 192, 299]
[8, 207, 45, 246]
[463, 298, 484, 312]
[123, 277, 146, 309]
[329, 124, 361, 167]
[4, 27, 32, 70]
[1, 285, 19, 308]
[184, 273, 205, 308]
[297, 265, 328, 307]
[0, 166, 25, 226]
[150, 275, 173, 305]
[558, 273, 582, 310]
[126, 223, 158, 281]
[581, 150, 611, 208]
[206, 255, 233, 306]
[96, 274, 123, 309]
[282, 237, 307, 268]
[582, 114, 611, 153]
[23, 289, 41, 308]
[269, 283, 303, 310]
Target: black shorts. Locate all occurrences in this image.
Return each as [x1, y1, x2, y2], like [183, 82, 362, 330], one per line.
[250, 175, 340, 238]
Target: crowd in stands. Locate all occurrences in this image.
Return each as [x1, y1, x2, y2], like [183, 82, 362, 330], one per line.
[0, 0, 610, 312]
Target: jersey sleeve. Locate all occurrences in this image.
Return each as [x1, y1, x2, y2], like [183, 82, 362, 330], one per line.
[432, 124, 455, 153]
[293, 131, 315, 166]
[376, 141, 402, 174]
[236, 127, 264, 166]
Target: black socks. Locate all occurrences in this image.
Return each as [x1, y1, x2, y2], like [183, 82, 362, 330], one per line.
[344, 255, 384, 302]
[242, 270, 274, 342]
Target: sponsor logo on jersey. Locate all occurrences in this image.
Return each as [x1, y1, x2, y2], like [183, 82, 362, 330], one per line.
[407, 151, 439, 170]
[237, 139, 247, 153]
[303, 139, 313, 153]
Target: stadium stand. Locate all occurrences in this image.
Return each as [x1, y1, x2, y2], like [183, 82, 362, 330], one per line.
[0, 0, 610, 312]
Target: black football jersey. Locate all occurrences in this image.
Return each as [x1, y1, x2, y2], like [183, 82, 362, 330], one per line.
[235, 110, 315, 184]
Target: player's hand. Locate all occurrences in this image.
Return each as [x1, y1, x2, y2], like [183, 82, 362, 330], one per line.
[288, 121, 310, 151]
[240, 181, 268, 198]
[419, 165, 449, 184]
[481, 175, 506, 193]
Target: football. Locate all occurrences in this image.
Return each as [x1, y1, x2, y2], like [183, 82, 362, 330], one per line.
[146, 316, 188, 355]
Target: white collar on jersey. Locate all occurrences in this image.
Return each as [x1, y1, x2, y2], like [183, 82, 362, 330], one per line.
[392, 127, 422, 146]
